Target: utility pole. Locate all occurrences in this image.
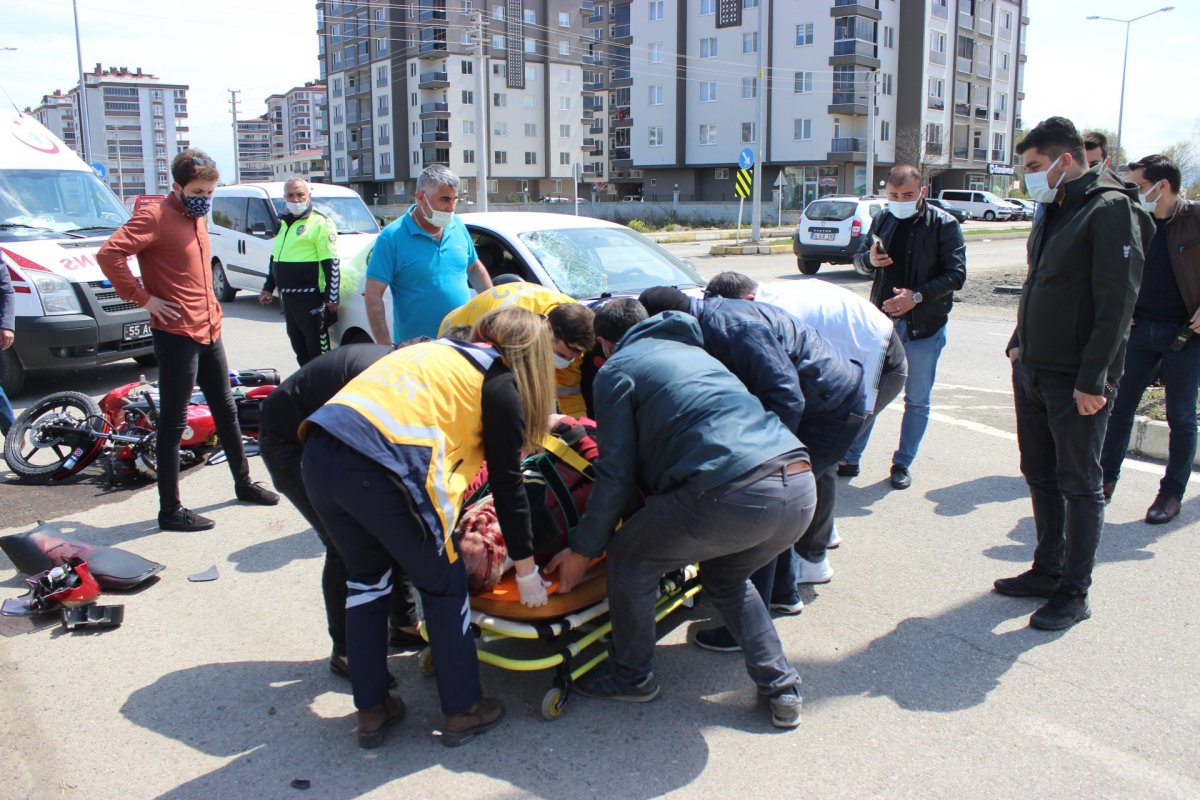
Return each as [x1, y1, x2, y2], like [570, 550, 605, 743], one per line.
[71, 0, 90, 163]
[471, 11, 490, 211]
[749, 0, 766, 241]
[865, 68, 877, 195]
[108, 125, 125, 201]
[228, 89, 241, 184]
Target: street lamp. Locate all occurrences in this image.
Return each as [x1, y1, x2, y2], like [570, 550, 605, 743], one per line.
[1086, 7, 1174, 163]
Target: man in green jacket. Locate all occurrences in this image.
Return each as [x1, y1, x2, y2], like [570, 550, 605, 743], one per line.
[260, 179, 339, 366]
[996, 117, 1155, 630]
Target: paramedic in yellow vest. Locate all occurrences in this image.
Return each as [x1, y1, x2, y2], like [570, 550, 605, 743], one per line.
[439, 281, 595, 417]
[259, 178, 339, 366]
[300, 307, 555, 750]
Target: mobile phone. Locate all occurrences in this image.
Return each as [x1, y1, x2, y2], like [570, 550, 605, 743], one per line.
[1169, 324, 1195, 352]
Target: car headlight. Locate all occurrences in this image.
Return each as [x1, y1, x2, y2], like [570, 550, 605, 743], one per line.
[34, 272, 84, 315]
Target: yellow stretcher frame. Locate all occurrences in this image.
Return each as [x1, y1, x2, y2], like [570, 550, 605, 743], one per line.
[418, 566, 701, 720]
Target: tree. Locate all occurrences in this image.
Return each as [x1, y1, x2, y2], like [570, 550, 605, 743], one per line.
[1161, 140, 1198, 188]
[1079, 126, 1127, 169]
[894, 126, 949, 188]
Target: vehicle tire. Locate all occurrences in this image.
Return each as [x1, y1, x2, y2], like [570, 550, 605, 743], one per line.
[3, 391, 104, 483]
[540, 687, 566, 721]
[133, 353, 158, 368]
[0, 347, 26, 397]
[798, 259, 821, 275]
[983, 211, 996, 221]
[212, 259, 237, 302]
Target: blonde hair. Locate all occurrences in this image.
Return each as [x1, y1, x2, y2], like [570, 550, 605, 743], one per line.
[471, 307, 554, 453]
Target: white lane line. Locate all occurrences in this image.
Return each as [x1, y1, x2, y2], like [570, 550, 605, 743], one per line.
[938, 383, 1013, 395]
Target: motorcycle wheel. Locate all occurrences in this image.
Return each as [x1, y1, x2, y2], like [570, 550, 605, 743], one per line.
[3, 391, 105, 483]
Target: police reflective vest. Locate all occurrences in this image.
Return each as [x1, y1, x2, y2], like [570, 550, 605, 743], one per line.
[438, 281, 585, 416]
[263, 209, 340, 304]
[301, 340, 499, 561]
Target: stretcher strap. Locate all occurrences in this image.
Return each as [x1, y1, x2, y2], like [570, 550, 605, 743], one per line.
[542, 434, 594, 480]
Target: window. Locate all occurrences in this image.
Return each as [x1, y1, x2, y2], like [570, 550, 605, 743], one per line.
[741, 122, 756, 144]
[525, 65, 537, 82]
[560, 40, 570, 55]
[700, 37, 717, 58]
[560, 152, 572, 165]
[560, 68, 571, 83]
[525, 151, 537, 165]
[462, 60, 473, 75]
[699, 81, 717, 102]
[335, 157, 346, 176]
[523, 96, 537, 110]
[649, 42, 664, 63]
[649, 0, 663, 21]
[492, 35, 506, 50]
[494, 121, 508, 136]
[462, 90, 474, 104]
[793, 118, 812, 141]
[379, 152, 391, 172]
[1001, 10, 1013, 38]
[493, 93, 507, 107]
[927, 122, 944, 146]
[649, 84, 664, 105]
[493, 5, 504, 21]
[524, 123, 537, 137]
[377, 95, 388, 114]
[462, 120, 474, 135]
[930, 31, 947, 64]
[559, 96, 571, 110]
[743, 32, 758, 54]
[525, 37, 537, 53]
[649, 126, 663, 147]
[794, 71, 813, 93]
[464, 149, 475, 163]
[699, 123, 717, 145]
[700, 0, 715, 15]
[377, 65, 389, 86]
[957, 34, 974, 72]
[332, 77, 342, 97]
[796, 23, 814, 46]
[880, 120, 890, 142]
[954, 80, 970, 116]
[883, 26, 895, 48]
[378, 123, 390, 144]
[742, 78, 757, 99]
[559, 12, 570, 27]
[494, 151, 507, 164]
[560, 124, 571, 137]
[882, 74, 893, 96]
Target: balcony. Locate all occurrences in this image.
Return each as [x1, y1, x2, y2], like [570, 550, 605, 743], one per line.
[828, 137, 867, 161]
[957, 56, 973, 74]
[974, 106, 988, 121]
[582, 137, 597, 149]
[953, 144, 969, 160]
[829, 90, 869, 115]
[419, 71, 449, 89]
[418, 9, 447, 22]
[973, 148, 987, 161]
[830, 1, 882, 21]
[996, 67, 1010, 81]
[991, 149, 1005, 162]
[582, 53, 604, 66]
[976, 62, 991, 79]
[928, 96, 945, 111]
[931, 50, 946, 65]
[611, 69, 631, 87]
[421, 132, 451, 144]
[589, 147, 604, 157]
[611, 157, 633, 170]
[419, 40, 448, 58]
[834, 39, 878, 58]
[419, 102, 450, 119]
[925, 142, 943, 156]
[611, 114, 633, 130]
[954, 101, 969, 117]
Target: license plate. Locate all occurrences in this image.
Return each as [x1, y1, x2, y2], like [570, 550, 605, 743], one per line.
[123, 321, 152, 341]
[808, 230, 836, 241]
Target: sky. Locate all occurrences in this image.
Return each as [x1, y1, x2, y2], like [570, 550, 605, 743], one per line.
[2, 0, 1197, 180]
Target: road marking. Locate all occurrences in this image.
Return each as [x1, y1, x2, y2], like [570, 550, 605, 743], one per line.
[938, 383, 1013, 395]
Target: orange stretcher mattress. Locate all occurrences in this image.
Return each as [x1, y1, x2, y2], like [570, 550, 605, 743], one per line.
[471, 560, 607, 621]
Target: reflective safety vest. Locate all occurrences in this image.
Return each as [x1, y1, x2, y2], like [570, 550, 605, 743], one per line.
[301, 339, 499, 561]
[438, 281, 585, 416]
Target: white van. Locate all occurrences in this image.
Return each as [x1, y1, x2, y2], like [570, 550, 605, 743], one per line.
[207, 182, 380, 301]
[936, 189, 1014, 221]
[0, 110, 154, 396]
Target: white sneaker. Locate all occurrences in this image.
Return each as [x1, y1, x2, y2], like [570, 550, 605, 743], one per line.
[796, 554, 833, 585]
[826, 526, 842, 549]
[769, 599, 804, 615]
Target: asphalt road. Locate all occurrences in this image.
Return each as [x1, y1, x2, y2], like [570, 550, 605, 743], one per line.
[3, 236, 1199, 798]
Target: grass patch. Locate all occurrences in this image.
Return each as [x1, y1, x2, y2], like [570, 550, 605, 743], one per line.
[964, 227, 1029, 237]
[1133, 384, 1200, 422]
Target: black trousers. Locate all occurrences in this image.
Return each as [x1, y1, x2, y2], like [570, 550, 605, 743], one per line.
[281, 294, 329, 367]
[152, 330, 248, 514]
[259, 432, 419, 656]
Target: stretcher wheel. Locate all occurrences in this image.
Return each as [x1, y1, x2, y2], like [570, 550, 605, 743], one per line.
[419, 648, 434, 676]
[540, 687, 566, 720]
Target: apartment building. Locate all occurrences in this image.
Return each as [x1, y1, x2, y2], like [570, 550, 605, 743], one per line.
[236, 118, 274, 182]
[31, 64, 191, 202]
[271, 147, 329, 182]
[317, 0, 590, 205]
[265, 82, 328, 159]
[620, 0, 1026, 206]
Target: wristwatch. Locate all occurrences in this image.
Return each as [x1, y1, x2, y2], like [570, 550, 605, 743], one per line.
[912, 291, 924, 304]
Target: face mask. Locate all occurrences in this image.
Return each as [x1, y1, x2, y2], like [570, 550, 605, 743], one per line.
[419, 195, 455, 228]
[180, 193, 212, 218]
[889, 199, 921, 220]
[1139, 182, 1163, 212]
[1024, 155, 1065, 203]
[552, 352, 575, 369]
[286, 201, 310, 216]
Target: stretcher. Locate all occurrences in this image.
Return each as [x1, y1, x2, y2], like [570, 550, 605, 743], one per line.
[419, 563, 701, 719]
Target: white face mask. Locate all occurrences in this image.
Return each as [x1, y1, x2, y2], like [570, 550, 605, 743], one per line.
[552, 352, 575, 369]
[1139, 182, 1163, 212]
[419, 195, 455, 228]
[1024, 155, 1065, 203]
[889, 193, 923, 220]
[285, 201, 310, 216]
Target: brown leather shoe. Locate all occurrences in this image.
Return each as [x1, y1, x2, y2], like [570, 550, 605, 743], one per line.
[436, 696, 506, 748]
[1145, 493, 1182, 525]
[357, 693, 406, 749]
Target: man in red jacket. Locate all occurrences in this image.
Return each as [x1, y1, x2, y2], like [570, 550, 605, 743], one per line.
[98, 149, 278, 531]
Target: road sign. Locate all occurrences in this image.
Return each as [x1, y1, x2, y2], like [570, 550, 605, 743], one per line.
[738, 147, 754, 170]
[735, 168, 752, 199]
[91, 162, 108, 178]
[773, 172, 785, 188]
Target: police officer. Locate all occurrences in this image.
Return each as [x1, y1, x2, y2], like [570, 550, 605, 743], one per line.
[260, 178, 340, 366]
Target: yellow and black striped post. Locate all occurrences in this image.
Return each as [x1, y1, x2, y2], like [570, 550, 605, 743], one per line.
[735, 168, 752, 199]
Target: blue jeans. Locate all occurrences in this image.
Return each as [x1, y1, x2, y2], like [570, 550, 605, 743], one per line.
[0, 385, 13, 436]
[844, 320, 946, 469]
[1100, 320, 1200, 498]
[1013, 364, 1110, 595]
[605, 462, 816, 697]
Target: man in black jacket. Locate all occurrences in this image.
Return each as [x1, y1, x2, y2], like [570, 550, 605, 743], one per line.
[848, 164, 967, 490]
[997, 117, 1154, 631]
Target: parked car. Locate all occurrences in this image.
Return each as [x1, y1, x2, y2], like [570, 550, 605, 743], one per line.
[1007, 198, 1038, 219]
[926, 197, 969, 224]
[792, 195, 887, 276]
[206, 182, 380, 301]
[621, 195, 644, 203]
[539, 196, 570, 204]
[330, 212, 706, 346]
[936, 189, 1014, 221]
[1000, 198, 1029, 221]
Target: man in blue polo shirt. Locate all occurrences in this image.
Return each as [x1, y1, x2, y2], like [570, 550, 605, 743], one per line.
[365, 165, 493, 343]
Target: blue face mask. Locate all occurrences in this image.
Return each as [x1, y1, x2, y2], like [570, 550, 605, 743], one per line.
[179, 193, 212, 218]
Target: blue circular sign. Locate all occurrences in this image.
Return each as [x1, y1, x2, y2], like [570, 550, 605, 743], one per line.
[738, 147, 754, 170]
[91, 162, 108, 178]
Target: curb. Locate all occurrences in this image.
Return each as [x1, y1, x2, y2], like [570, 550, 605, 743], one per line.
[709, 243, 793, 255]
[1131, 416, 1200, 466]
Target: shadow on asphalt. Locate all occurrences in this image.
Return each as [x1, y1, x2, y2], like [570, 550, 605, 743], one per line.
[227, 529, 324, 574]
[926, 475, 1029, 516]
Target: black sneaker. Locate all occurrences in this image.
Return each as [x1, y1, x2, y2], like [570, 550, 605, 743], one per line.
[1030, 593, 1091, 631]
[993, 569, 1060, 598]
[837, 462, 860, 478]
[693, 626, 742, 653]
[889, 464, 912, 490]
[575, 667, 660, 702]
[236, 481, 280, 506]
[388, 626, 426, 651]
[158, 507, 215, 531]
[768, 690, 803, 729]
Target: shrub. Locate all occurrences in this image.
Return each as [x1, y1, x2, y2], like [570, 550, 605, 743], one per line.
[627, 218, 652, 233]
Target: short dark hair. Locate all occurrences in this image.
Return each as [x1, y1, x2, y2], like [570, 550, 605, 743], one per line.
[547, 303, 596, 353]
[704, 271, 758, 299]
[884, 164, 922, 187]
[1083, 131, 1109, 160]
[638, 286, 691, 317]
[1016, 117, 1085, 163]
[171, 149, 220, 186]
[594, 298, 648, 344]
[1127, 154, 1182, 193]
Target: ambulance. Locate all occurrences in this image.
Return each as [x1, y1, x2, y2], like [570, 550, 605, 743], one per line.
[0, 110, 154, 396]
